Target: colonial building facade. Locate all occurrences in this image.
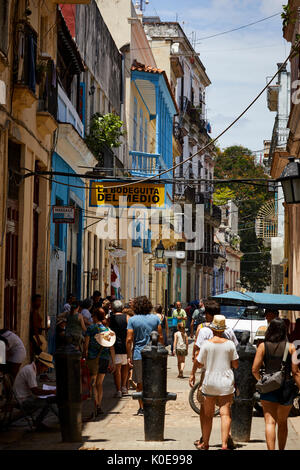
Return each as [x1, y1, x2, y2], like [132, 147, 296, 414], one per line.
[0, 0, 58, 350]
[143, 19, 220, 303]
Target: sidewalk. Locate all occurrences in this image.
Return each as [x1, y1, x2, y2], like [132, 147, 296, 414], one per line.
[1, 347, 300, 450]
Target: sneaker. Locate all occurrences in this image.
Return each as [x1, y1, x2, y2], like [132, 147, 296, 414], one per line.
[121, 387, 128, 396]
[114, 391, 122, 398]
[137, 408, 144, 416]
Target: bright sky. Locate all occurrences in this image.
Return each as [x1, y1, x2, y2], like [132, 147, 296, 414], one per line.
[146, 0, 287, 156]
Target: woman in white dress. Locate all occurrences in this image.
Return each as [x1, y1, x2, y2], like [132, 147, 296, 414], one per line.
[195, 315, 239, 450]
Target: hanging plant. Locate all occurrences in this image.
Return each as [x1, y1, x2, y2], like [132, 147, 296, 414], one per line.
[85, 112, 125, 161]
[282, 4, 295, 29]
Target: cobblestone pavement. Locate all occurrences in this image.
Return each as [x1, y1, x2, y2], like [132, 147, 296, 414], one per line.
[1, 344, 300, 450]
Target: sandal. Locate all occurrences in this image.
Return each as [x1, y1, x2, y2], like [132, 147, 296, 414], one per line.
[196, 442, 209, 450]
[194, 437, 203, 446]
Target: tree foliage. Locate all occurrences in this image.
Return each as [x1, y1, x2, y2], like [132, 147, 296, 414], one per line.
[214, 145, 272, 292]
[85, 113, 125, 161]
[213, 187, 235, 206]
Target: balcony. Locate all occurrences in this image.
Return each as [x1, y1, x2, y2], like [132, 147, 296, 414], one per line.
[58, 84, 84, 137]
[130, 150, 161, 177]
[180, 96, 192, 114]
[267, 83, 279, 112]
[213, 243, 226, 259]
[189, 108, 207, 132]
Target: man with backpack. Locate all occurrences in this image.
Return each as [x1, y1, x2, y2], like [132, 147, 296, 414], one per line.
[190, 299, 206, 338]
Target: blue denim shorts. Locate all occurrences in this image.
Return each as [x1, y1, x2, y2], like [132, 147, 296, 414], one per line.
[260, 387, 295, 406]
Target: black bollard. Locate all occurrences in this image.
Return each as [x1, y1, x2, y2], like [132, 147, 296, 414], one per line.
[55, 340, 82, 442]
[231, 331, 257, 442]
[133, 331, 176, 441]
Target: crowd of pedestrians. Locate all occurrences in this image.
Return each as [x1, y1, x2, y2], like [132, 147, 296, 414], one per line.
[1, 291, 300, 449]
[55, 293, 165, 416]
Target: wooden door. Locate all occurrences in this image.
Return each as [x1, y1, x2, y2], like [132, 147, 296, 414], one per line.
[4, 199, 19, 331]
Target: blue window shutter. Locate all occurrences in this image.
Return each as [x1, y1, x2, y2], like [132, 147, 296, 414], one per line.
[133, 98, 137, 151]
[144, 118, 148, 153]
[139, 108, 143, 152]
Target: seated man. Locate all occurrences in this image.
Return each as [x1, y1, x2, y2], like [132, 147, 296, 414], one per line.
[13, 352, 57, 431]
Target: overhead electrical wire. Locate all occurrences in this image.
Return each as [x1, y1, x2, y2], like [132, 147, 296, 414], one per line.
[126, 12, 281, 52]
[99, 44, 297, 191]
[194, 12, 281, 42]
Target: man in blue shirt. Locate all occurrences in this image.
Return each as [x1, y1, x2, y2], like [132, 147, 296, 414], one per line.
[126, 296, 164, 415]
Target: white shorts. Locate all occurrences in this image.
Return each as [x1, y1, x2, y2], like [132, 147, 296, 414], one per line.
[115, 354, 127, 365]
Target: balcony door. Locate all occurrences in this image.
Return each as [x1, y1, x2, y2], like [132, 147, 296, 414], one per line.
[4, 199, 19, 331]
[4, 141, 21, 331]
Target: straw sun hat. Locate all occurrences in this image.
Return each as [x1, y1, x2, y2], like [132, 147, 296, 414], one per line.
[209, 315, 227, 332]
[35, 352, 55, 369]
[95, 329, 116, 348]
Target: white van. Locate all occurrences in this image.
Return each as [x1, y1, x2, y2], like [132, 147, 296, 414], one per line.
[220, 305, 268, 344]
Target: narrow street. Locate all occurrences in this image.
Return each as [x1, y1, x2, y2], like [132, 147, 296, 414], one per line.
[1, 0, 300, 455]
[1, 342, 300, 451]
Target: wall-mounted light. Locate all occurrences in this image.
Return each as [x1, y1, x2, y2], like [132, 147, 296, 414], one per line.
[155, 241, 165, 259]
[277, 157, 300, 204]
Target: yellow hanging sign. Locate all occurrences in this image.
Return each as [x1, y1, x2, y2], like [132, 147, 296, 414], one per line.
[89, 181, 165, 208]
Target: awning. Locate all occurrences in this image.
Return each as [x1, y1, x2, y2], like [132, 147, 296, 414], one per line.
[212, 291, 300, 311]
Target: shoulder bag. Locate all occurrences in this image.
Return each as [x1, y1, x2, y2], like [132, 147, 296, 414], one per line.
[256, 342, 290, 394]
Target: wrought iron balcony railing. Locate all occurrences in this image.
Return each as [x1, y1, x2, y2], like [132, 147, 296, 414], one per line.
[130, 150, 161, 177]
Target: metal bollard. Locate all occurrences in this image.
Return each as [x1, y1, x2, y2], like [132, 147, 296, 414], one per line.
[133, 331, 177, 441]
[231, 331, 257, 442]
[55, 340, 82, 442]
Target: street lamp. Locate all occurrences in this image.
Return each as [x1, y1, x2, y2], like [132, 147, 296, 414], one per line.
[155, 241, 165, 259]
[277, 157, 300, 204]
